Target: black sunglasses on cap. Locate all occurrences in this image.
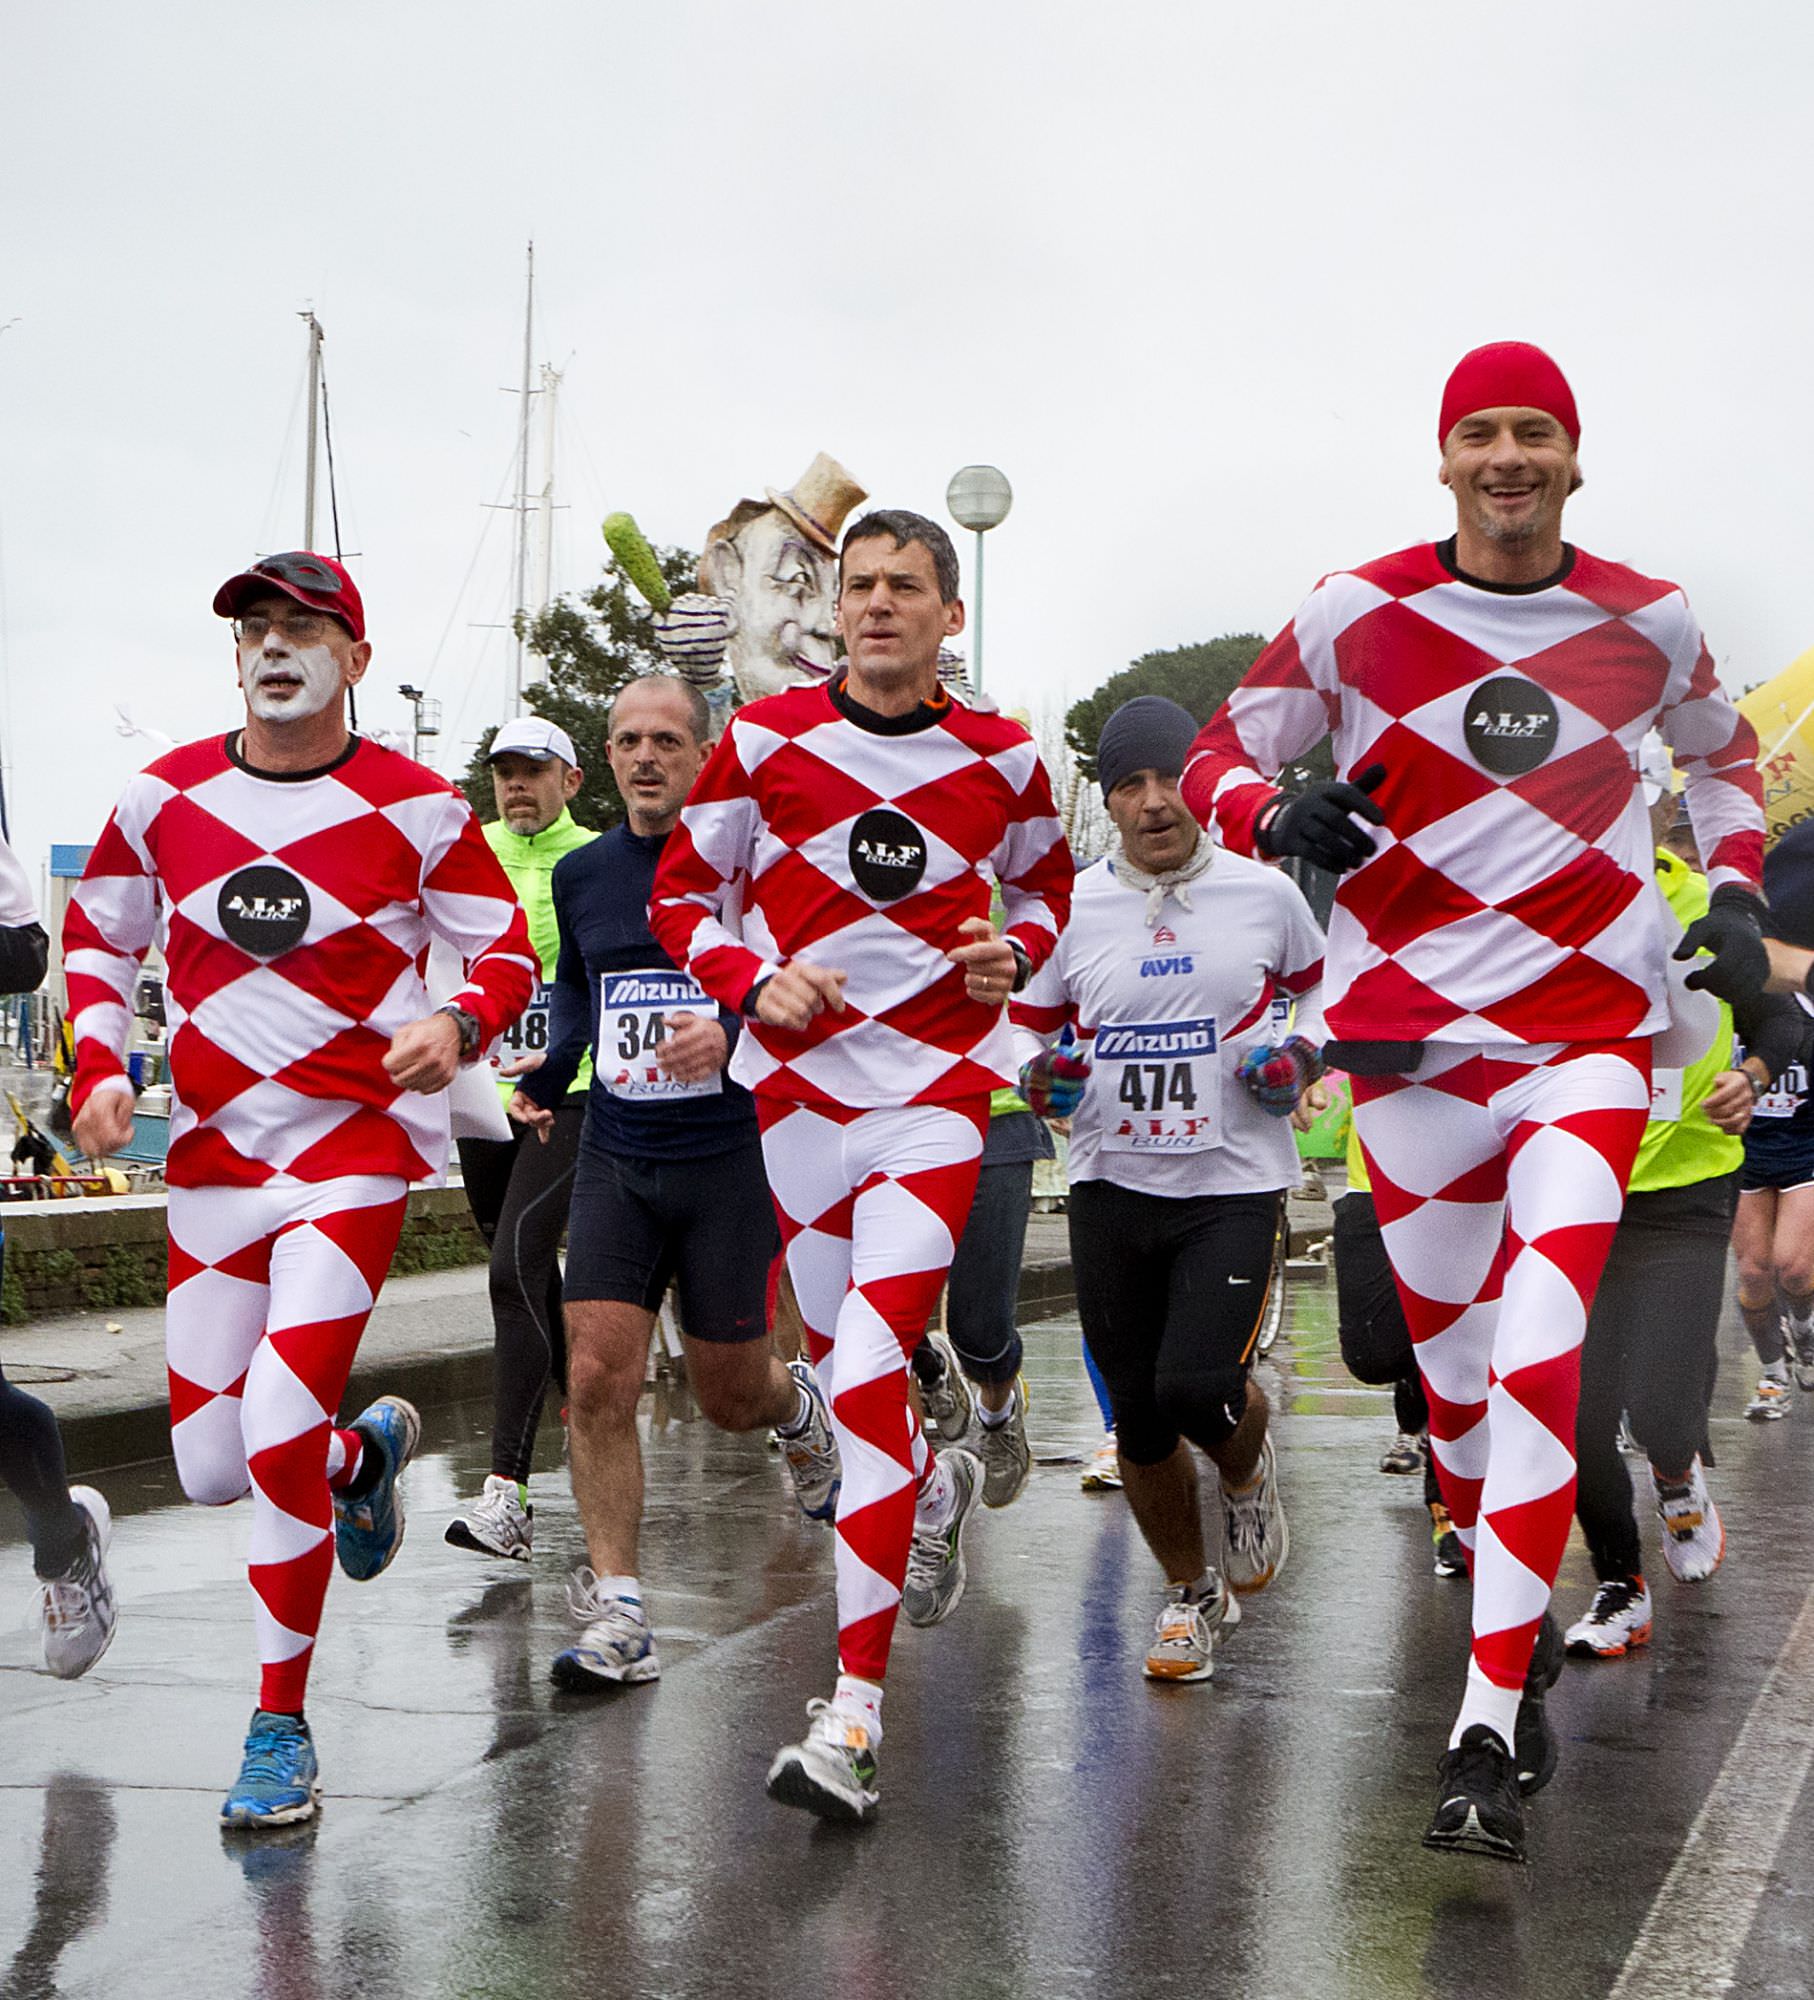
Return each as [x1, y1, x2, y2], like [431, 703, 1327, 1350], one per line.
[250, 552, 349, 597]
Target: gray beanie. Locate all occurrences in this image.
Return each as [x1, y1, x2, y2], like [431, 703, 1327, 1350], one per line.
[1097, 696, 1201, 799]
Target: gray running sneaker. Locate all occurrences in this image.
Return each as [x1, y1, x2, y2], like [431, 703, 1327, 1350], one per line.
[36, 1487, 117, 1680]
[779, 1360, 841, 1523]
[1143, 1573, 1241, 1682]
[901, 1449, 984, 1628]
[1747, 1360, 1792, 1421]
[916, 1333, 974, 1446]
[551, 1570, 661, 1689]
[445, 1475, 534, 1560]
[766, 1699, 880, 1824]
[1220, 1431, 1289, 1594]
[975, 1378, 1032, 1508]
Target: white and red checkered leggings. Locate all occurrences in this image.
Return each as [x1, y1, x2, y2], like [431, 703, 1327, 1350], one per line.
[164, 1176, 409, 1715]
[1352, 1042, 1650, 1743]
[757, 1097, 989, 1685]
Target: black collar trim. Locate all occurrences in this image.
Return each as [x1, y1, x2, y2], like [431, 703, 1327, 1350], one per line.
[1436, 535, 1575, 596]
[226, 731, 362, 783]
[829, 670, 951, 736]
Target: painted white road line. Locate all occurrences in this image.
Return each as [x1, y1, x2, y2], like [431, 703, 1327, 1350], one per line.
[1610, 1583, 1814, 1998]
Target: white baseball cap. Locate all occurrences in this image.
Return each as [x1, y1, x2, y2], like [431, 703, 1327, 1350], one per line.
[488, 716, 579, 767]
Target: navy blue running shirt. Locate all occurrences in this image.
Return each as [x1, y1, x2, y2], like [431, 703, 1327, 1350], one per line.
[520, 823, 757, 1161]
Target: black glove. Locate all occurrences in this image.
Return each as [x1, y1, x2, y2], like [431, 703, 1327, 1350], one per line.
[1732, 987, 1808, 1087]
[1256, 764, 1387, 874]
[1674, 883, 1769, 1001]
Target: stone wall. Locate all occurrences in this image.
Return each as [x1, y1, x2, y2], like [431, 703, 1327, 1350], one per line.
[0, 1186, 487, 1323]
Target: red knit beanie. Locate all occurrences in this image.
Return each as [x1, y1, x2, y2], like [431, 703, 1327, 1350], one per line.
[1438, 342, 1579, 447]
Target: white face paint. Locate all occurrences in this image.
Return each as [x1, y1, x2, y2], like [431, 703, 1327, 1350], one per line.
[238, 640, 343, 723]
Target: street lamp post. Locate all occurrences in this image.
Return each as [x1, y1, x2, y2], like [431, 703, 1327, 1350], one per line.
[945, 464, 1013, 695]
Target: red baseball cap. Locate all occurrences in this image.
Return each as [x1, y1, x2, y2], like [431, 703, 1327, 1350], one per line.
[1438, 342, 1580, 448]
[213, 551, 365, 641]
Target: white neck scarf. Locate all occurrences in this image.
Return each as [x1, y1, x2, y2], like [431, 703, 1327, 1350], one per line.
[1110, 827, 1216, 927]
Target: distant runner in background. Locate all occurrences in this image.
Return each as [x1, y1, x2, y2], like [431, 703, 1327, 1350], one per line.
[0, 832, 117, 1678]
[445, 717, 597, 1561]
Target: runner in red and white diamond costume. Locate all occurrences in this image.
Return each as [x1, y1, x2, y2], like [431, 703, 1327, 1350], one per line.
[1182, 344, 1768, 1863]
[66, 552, 534, 1831]
[650, 508, 1073, 1824]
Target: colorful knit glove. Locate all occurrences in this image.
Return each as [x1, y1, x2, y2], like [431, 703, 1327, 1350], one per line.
[1236, 1035, 1326, 1117]
[1019, 1026, 1091, 1119]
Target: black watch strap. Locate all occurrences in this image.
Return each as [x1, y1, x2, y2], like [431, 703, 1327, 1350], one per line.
[1007, 939, 1033, 993]
[436, 1003, 482, 1059]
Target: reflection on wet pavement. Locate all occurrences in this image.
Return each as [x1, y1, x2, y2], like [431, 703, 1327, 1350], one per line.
[2, 1285, 1812, 1998]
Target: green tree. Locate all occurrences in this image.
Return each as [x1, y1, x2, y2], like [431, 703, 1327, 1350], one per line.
[460, 543, 700, 828]
[1065, 632, 1334, 785]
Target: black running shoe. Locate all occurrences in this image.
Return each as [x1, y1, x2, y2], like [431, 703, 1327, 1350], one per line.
[1423, 1725, 1525, 1862]
[1513, 1611, 1564, 1796]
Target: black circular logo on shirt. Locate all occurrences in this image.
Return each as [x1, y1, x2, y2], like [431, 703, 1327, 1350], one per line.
[1463, 675, 1560, 777]
[217, 864, 311, 958]
[848, 808, 928, 902]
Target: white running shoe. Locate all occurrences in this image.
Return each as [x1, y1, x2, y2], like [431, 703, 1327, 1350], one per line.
[1080, 1434, 1122, 1491]
[1565, 1576, 1654, 1658]
[445, 1475, 534, 1561]
[1143, 1574, 1241, 1682]
[916, 1333, 974, 1446]
[901, 1449, 984, 1628]
[1220, 1431, 1289, 1595]
[1746, 1361, 1792, 1422]
[551, 1571, 660, 1689]
[778, 1360, 841, 1522]
[766, 1699, 880, 1824]
[975, 1378, 1032, 1509]
[35, 1487, 117, 1680]
[1654, 1459, 1724, 1583]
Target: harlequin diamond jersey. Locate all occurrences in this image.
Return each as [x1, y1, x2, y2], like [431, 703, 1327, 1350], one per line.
[649, 675, 1074, 1108]
[1182, 540, 1766, 1047]
[64, 733, 536, 1187]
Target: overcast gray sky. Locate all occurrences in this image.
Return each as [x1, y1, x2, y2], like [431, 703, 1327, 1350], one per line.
[6, 1, 1810, 888]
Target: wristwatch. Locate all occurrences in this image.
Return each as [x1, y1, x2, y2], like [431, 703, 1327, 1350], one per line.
[435, 1004, 482, 1061]
[1007, 940, 1033, 993]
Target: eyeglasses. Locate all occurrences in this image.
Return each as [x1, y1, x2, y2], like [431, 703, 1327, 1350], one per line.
[249, 551, 348, 597]
[234, 609, 333, 643]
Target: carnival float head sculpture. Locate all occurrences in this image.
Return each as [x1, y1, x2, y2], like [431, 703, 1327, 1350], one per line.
[605, 454, 867, 720]
[697, 453, 867, 702]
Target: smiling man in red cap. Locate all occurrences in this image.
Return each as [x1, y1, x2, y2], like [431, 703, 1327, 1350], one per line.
[63, 551, 534, 1831]
[1182, 344, 1768, 1861]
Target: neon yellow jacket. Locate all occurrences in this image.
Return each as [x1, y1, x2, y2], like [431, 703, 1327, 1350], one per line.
[485, 808, 598, 1103]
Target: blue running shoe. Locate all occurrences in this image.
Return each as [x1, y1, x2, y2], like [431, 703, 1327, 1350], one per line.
[220, 1709, 319, 1829]
[333, 1395, 421, 1582]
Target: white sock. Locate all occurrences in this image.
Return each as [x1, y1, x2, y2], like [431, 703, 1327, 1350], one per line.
[977, 1392, 1015, 1429]
[833, 1673, 884, 1743]
[1180, 1572, 1216, 1604]
[914, 1455, 956, 1532]
[1449, 1661, 1521, 1752]
[597, 1572, 641, 1606]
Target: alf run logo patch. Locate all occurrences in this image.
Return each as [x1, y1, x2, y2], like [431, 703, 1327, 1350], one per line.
[1464, 675, 1559, 777]
[848, 808, 928, 902]
[218, 864, 312, 957]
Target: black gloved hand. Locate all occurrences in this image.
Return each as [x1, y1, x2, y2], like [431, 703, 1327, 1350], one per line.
[1675, 883, 1770, 1001]
[1256, 764, 1387, 874]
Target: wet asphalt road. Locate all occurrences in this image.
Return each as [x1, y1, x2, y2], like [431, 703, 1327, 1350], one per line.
[4, 1281, 1814, 2000]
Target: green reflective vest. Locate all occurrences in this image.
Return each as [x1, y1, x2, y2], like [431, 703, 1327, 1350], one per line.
[484, 808, 599, 1103]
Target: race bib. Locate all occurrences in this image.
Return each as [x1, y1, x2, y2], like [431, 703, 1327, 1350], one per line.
[601, 971, 722, 1101]
[1757, 1059, 1807, 1120]
[1097, 1016, 1222, 1154]
[498, 981, 552, 1059]
[1649, 1069, 1683, 1124]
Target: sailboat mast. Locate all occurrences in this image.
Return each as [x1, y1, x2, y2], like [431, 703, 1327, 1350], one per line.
[535, 361, 560, 620]
[511, 243, 535, 716]
[301, 312, 323, 550]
